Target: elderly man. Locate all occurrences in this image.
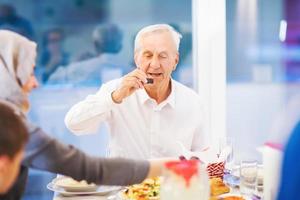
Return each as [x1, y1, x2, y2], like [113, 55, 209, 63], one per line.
[65, 24, 208, 159]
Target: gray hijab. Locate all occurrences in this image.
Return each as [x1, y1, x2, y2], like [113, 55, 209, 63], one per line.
[0, 30, 37, 108]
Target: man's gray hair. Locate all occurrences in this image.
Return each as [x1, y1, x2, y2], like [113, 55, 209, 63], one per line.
[134, 24, 182, 52]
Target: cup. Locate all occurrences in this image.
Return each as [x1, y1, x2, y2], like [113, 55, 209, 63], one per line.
[256, 164, 264, 194]
[240, 160, 258, 195]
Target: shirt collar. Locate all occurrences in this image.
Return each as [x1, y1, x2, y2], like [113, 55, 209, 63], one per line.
[137, 79, 176, 109]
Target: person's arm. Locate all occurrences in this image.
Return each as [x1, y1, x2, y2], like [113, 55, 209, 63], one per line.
[23, 122, 150, 186]
[146, 158, 173, 178]
[65, 69, 148, 135]
[64, 81, 118, 134]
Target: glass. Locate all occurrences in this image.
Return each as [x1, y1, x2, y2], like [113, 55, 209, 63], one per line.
[256, 164, 264, 195]
[160, 160, 209, 200]
[240, 160, 258, 196]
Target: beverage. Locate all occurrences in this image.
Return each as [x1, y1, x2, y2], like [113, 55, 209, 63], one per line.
[160, 160, 210, 200]
[240, 160, 257, 195]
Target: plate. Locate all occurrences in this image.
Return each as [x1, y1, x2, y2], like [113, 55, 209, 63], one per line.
[217, 193, 249, 200]
[47, 182, 121, 196]
[52, 177, 99, 192]
[223, 174, 240, 188]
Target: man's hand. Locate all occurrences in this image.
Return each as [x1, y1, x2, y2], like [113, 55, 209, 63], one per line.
[112, 69, 147, 103]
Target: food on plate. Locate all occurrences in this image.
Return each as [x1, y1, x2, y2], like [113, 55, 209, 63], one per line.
[210, 177, 230, 196]
[122, 177, 161, 200]
[55, 177, 96, 188]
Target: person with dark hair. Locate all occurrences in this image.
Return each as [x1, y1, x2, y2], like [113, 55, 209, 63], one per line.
[0, 4, 34, 40]
[48, 23, 127, 85]
[39, 28, 70, 82]
[0, 30, 170, 200]
[0, 101, 29, 194]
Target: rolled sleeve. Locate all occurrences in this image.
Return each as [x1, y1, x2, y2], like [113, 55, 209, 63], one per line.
[64, 79, 121, 134]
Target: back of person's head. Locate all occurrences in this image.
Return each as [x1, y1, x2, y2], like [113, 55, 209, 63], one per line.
[0, 4, 16, 19]
[0, 101, 28, 194]
[92, 23, 123, 54]
[134, 24, 182, 52]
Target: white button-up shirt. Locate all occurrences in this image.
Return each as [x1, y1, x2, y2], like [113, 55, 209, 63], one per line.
[65, 79, 209, 159]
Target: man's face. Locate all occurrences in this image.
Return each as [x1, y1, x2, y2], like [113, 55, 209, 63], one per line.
[134, 31, 179, 87]
[0, 150, 24, 194]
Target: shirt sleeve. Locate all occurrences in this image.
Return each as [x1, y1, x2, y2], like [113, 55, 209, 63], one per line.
[64, 80, 120, 134]
[23, 121, 150, 186]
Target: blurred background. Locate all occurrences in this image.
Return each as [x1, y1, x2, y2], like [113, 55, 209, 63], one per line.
[0, 0, 192, 199]
[0, 0, 300, 199]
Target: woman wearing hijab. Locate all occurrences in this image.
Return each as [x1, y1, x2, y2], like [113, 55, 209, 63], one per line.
[0, 30, 166, 199]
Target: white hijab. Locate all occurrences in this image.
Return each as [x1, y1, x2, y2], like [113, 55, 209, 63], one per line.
[0, 30, 37, 108]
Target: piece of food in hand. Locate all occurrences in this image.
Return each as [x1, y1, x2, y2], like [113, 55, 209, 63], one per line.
[146, 78, 154, 84]
[123, 177, 161, 200]
[209, 177, 230, 196]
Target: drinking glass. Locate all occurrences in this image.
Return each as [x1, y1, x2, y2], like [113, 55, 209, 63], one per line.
[240, 160, 258, 196]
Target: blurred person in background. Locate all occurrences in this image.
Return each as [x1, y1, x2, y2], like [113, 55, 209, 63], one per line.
[0, 4, 34, 40]
[65, 24, 208, 159]
[0, 30, 172, 200]
[0, 102, 29, 194]
[75, 23, 123, 61]
[48, 23, 127, 85]
[38, 28, 70, 83]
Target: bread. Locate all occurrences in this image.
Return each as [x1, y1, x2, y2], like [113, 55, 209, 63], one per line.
[210, 177, 230, 196]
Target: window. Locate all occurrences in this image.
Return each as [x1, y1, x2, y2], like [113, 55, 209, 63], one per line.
[0, 0, 193, 199]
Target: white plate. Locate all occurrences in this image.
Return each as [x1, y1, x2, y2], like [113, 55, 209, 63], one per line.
[47, 182, 121, 196]
[52, 177, 99, 192]
[217, 193, 249, 200]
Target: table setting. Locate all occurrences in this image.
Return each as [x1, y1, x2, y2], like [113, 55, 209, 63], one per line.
[49, 138, 279, 200]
